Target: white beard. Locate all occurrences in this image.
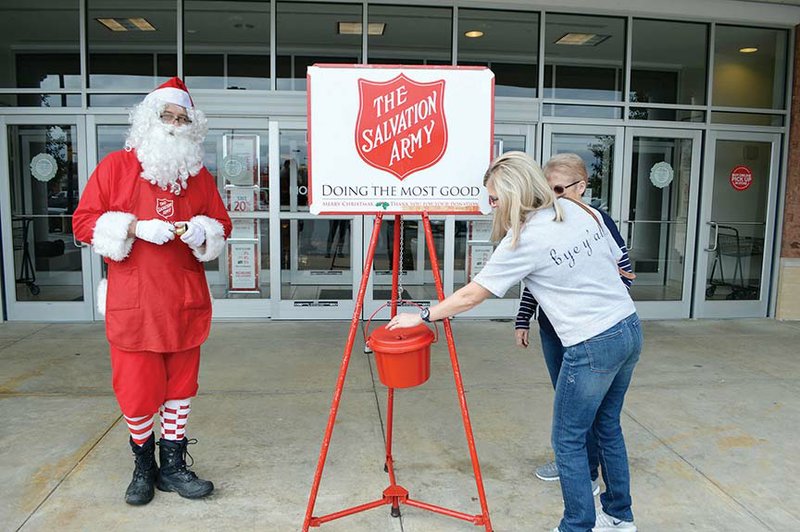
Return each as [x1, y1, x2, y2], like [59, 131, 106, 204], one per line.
[125, 98, 208, 195]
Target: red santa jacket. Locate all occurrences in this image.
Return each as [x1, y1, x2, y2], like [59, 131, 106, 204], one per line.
[73, 149, 232, 352]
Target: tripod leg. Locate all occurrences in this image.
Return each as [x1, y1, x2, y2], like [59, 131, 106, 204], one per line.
[303, 214, 385, 532]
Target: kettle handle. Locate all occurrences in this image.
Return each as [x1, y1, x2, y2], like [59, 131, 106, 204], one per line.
[363, 300, 439, 345]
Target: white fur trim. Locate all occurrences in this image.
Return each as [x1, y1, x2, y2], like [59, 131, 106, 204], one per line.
[92, 212, 136, 261]
[189, 215, 226, 262]
[146, 87, 192, 109]
[96, 278, 107, 316]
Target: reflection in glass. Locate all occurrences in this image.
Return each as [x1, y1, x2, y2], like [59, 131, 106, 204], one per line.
[97, 125, 129, 160]
[184, 0, 270, 90]
[713, 25, 788, 109]
[202, 128, 269, 299]
[550, 133, 615, 212]
[8, 125, 83, 301]
[705, 140, 769, 300]
[544, 14, 626, 101]
[626, 137, 693, 302]
[277, 1, 361, 90]
[454, 134, 525, 300]
[371, 219, 444, 302]
[279, 130, 309, 211]
[629, 108, 705, 123]
[369, 5, 452, 65]
[280, 219, 352, 299]
[1, 4, 80, 89]
[457, 9, 538, 98]
[631, 19, 707, 105]
[88, 0, 177, 89]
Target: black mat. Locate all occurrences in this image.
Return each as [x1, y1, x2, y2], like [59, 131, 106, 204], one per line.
[317, 289, 353, 300]
[317, 288, 412, 300]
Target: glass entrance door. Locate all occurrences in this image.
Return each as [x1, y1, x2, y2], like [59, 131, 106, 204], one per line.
[0, 116, 95, 320]
[272, 120, 360, 319]
[542, 124, 624, 221]
[621, 128, 701, 318]
[694, 131, 780, 318]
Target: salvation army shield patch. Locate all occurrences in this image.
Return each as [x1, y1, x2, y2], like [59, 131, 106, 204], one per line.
[355, 74, 448, 180]
[156, 198, 174, 219]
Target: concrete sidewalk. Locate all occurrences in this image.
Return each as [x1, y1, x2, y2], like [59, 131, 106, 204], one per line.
[1, 318, 799, 531]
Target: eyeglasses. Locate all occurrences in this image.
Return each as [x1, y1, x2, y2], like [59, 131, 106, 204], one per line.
[552, 180, 582, 196]
[488, 194, 499, 207]
[160, 112, 192, 126]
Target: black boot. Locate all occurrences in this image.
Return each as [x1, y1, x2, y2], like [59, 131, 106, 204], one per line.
[157, 438, 214, 499]
[125, 434, 157, 505]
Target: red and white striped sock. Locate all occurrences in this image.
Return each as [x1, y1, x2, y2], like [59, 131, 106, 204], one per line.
[159, 398, 191, 441]
[125, 414, 155, 446]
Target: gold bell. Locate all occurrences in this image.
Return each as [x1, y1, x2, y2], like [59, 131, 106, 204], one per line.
[175, 223, 187, 236]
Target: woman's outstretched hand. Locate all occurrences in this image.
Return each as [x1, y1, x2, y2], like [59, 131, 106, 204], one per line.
[386, 312, 423, 330]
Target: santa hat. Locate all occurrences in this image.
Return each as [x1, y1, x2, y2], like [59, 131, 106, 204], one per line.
[145, 77, 194, 109]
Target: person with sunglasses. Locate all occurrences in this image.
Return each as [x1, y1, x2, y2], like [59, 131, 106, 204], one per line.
[515, 153, 634, 496]
[387, 151, 642, 532]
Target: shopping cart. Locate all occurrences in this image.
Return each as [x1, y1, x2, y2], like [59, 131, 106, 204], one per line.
[705, 224, 761, 300]
[12, 216, 40, 296]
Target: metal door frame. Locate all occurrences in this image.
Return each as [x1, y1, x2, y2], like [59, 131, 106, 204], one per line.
[0, 115, 95, 321]
[621, 127, 702, 319]
[271, 119, 361, 320]
[693, 130, 781, 318]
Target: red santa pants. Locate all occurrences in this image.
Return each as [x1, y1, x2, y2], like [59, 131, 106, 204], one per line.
[110, 345, 201, 418]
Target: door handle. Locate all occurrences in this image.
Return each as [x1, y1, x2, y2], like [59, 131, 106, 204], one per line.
[705, 221, 719, 252]
[72, 232, 89, 248]
[623, 220, 635, 251]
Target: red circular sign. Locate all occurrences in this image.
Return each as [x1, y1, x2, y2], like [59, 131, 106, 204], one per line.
[729, 165, 753, 191]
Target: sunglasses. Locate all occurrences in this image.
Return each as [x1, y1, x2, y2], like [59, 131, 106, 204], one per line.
[488, 194, 499, 207]
[552, 180, 583, 196]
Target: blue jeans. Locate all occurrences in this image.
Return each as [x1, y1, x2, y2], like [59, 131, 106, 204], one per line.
[552, 313, 642, 532]
[538, 311, 600, 481]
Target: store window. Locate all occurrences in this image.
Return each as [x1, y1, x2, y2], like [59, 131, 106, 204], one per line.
[713, 25, 788, 109]
[276, 1, 362, 91]
[631, 19, 708, 106]
[185, 0, 270, 90]
[87, 0, 177, 91]
[457, 9, 539, 98]
[368, 5, 452, 65]
[0, 1, 80, 107]
[544, 13, 626, 101]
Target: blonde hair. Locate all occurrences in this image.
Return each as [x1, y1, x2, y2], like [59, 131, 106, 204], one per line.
[483, 151, 563, 246]
[543, 153, 588, 183]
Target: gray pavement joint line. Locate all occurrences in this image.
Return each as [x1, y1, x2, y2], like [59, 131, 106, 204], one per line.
[0, 323, 53, 352]
[15, 414, 122, 532]
[622, 408, 773, 532]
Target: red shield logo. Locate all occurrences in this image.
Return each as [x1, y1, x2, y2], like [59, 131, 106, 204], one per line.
[156, 198, 174, 219]
[356, 74, 448, 180]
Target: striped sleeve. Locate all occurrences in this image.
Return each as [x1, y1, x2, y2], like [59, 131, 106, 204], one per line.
[598, 209, 634, 289]
[515, 287, 538, 329]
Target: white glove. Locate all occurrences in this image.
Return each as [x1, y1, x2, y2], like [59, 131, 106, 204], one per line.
[135, 219, 175, 245]
[178, 221, 206, 248]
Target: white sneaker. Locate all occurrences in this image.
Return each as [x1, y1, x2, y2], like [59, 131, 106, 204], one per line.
[592, 479, 600, 497]
[593, 509, 637, 531]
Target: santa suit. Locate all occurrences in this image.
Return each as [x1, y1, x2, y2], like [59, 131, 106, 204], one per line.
[73, 148, 232, 415]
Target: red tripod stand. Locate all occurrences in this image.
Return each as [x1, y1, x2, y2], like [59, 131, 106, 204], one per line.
[303, 213, 493, 531]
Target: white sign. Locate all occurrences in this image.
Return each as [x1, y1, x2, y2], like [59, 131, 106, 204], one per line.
[230, 218, 258, 240]
[228, 242, 259, 291]
[30, 153, 58, 182]
[222, 134, 259, 186]
[467, 244, 494, 282]
[227, 186, 258, 212]
[649, 161, 674, 189]
[308, 65, 494, 215]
